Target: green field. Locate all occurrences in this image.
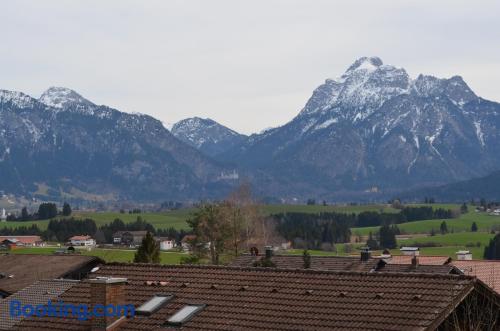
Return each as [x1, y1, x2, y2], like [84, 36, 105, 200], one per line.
[352, 210, 500, 236]
[9, 247, 185, 264]
[2, 203, 496, 260]
[262, 204, 399, 215]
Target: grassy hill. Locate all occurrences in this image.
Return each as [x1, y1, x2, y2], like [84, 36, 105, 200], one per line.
[351, 210, 500, 236]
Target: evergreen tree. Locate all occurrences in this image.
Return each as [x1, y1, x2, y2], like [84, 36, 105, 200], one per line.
[460, 202, 468, 214]
[379, 224, 397, 249]
[134, 231, 160, 263]
[484, 234, 500, 260]
[62, 202, 72, 216]
[303, 250, 311, 269]
[37, 203, 58, 219]
[366, 231, 379, 250]
[440, 221, 448, 235]
[471, 222, 478, 232]
[21, 207, 29, 220]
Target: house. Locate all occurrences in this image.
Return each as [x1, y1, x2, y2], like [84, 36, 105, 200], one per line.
[15, 263, 500, 330]
[180, 234, 196, 251]
[0, 254, 102, 298]
[0, 239, 20, 250]
[0, 236, 44, 247]
[68, 235, 96, 247]
[156, 237, 175, 251]
[0, 208, 6, 222]
[113, 230, 148, 246]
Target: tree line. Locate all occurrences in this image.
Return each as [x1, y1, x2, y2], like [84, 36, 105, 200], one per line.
[6, 202, 72, 221]
[1, 216, 190, 245]
[273, 212, 352, 249]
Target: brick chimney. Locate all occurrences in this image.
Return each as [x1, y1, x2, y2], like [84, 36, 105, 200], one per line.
[411, 255, 419, 269]
[265, 246, 273, 259]
[89, 277, 128, 331]
[360, 246, 371, 262]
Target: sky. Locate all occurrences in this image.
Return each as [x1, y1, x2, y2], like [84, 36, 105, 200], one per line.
[1, 1, 499, 135]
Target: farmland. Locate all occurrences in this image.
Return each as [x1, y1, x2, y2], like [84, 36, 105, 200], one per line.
[9, 247, 185, 264]
[2, 203, 499, 260]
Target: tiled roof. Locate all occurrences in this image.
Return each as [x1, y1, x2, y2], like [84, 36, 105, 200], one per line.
[69, 235, 93, 241]
[0, 254, 102, 295]
[0, 236, 43, 245]
[376, 263, 458, 274]
[384, 255, 451, 265]
[452, 260, 500, 293]
[16, 263, 491, 331]
[0, 279, 77, 330]
[229, 254, 382, 272]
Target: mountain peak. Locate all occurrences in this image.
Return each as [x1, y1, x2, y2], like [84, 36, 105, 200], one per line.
[172, 117, 245, 157]
[346, 56, 383, 73]
[39, 87, 94, 109]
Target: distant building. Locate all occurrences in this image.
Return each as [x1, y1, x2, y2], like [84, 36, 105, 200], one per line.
[0, 208, 6, 222]
[113, 231, 148, 246]
[0, 235, 44, 247]
[156, 237, 175, 251]
[68, 235, 96, 247]
[180, 235, 196, 251]
[400, 246, 420, 256]
[456, 250, 473, 260]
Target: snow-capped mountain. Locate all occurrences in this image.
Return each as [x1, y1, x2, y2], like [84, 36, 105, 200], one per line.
[0, 88, 237, 201]
[220, 57, 500, 199]
[171, 117, 246, 157]
[39, 87, 95, 109]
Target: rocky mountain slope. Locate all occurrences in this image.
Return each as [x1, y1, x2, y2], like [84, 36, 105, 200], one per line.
[219, 57, 500, 199]
[171, 117, 246, 157]
[0, 87, 237, 202]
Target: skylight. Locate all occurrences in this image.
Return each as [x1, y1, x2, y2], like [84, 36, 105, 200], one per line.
[136, 294, 173, 316]
[166, 304, 205, 326]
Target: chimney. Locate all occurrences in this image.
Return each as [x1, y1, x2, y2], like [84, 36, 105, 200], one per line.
[411, 255, 419, 269]
[456, 250, 472, 260]
[265, 246, 273, 259]
[360, 246, 371, 262]
[89, 277, 128, 331]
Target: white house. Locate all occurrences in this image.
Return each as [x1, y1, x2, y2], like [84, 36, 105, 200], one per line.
[156, 237, 175, 251]
[69, 235, 96, 247]
[1, 208, 6, 222]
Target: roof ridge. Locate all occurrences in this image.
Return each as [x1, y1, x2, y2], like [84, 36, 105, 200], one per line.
[103, 262, 476, 280]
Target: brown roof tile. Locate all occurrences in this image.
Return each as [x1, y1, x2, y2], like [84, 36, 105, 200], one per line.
[0, 254, 102, 295]
[452, 259, 500, 293]
[0, 279, 77, 330]
[229, 254, 381, 272]
[15, 263, 491, 331]
[384, 255, 451, 265]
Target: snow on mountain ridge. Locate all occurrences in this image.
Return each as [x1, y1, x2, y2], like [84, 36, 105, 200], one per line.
[297, 57, 478, 137]
[0, 90, 37, 109]
[39, 86, 95, 109]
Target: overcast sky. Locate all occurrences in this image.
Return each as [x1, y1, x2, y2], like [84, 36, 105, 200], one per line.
[1, 1, 499, 134]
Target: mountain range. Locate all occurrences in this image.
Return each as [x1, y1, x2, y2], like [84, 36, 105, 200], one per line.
[2, 56, 500, 203]
[0, 87, 238, 202]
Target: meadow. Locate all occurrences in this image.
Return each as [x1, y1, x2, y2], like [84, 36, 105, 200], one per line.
[2, 203, 498, 260]
[9, 247, 185, 264]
